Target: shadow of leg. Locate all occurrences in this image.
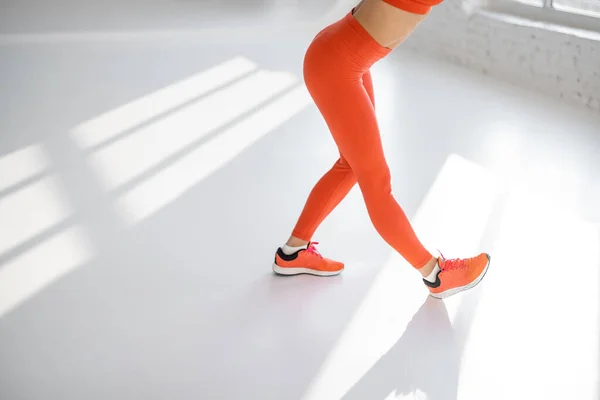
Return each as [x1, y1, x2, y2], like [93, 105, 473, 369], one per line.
[342, 297, 460, 400]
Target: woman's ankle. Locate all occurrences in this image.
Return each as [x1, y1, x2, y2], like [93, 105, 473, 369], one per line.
[286, 236, 309, 247]
[418, 256, 438, 277]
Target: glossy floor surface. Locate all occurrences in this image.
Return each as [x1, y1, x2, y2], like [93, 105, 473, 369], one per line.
[1, 1, 599, 399]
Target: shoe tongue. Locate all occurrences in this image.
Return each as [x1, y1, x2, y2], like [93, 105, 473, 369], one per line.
[444, 258, 465, 270]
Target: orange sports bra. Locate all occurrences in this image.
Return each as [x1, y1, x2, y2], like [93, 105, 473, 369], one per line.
[382, 0, 443, 15]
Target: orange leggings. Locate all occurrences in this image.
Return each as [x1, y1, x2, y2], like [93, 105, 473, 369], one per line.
[291, 11, 432, 269]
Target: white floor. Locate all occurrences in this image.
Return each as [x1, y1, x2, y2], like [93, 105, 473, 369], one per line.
[0, 2, 599, 399]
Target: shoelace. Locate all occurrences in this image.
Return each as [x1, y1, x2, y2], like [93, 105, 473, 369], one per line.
[438, 251, 468, 271]
[306, 242, 323, 258]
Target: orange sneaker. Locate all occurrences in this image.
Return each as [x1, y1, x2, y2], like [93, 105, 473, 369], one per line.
[272, 242, 344, 276]
[424, 253, 491, 299]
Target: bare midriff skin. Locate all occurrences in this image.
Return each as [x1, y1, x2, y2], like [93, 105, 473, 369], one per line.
[352, 0, 428, 49]
[287, 0, 438, 276]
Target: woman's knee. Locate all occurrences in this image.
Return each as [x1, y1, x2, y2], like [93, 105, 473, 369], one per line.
[356, 164, 392, 195]
[335, 156, 353, 170]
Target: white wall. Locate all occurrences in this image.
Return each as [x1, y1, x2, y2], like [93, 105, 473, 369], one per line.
[2, 0, 598, 111]
[402, 0, 600, 112]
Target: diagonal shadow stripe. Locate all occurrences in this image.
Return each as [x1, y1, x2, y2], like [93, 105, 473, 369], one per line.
[0, 171, 48, 200]
[0, 217, 76, 269]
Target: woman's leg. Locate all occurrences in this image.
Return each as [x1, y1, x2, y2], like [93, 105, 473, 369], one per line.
[289, 69, 375, 244]
[305, 15, 432, 270]
[286, 12, 432, 270]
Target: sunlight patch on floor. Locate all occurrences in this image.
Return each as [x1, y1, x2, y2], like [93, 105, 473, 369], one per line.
[115, 84, 310, 224]
[384, 389, 427, 400]
[0, 144, 50, 192]
[0, 145, 94, 317]
[0, 225, 93, 317]
[86, 68, 296, 190]
[71, 56, 258, 150]
[457, 182, 599, 400]
[71, 57, 309, 225]
[0, 168, 71, 257]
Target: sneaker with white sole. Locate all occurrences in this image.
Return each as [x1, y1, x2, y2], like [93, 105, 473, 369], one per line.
[424, 253, 491, 299]
[273, 242, 344, 276]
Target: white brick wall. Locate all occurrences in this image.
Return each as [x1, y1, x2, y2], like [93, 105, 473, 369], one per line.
[402, 0, 600, 112]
